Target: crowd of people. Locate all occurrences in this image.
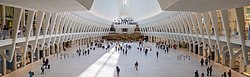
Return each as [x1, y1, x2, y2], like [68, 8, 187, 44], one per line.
[27, 41, 112, 77]
[114, 43, 130, 55]
[38, 58, 51, 75]
[26, 41, 237, 77]
[221, 70, 232, 77]
[155, 42, 234, 77]
[195, 57, 232, 77]
[115, 41, 176, 76]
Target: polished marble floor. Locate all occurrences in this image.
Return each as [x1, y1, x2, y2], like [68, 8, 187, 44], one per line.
[3, 42, 247, 77]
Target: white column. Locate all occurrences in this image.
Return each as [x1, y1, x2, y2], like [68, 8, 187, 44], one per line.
[202, 13, 213, 53]
[177, 17, 184, 42]
[72, 22, 80, 41]
[66, 20, 74, 41]
[69, 21, 76, 41]
[234, 7, 248, 65]
[46, 13, 57, 56]
[20, 10, 25, 37]
[190, 13, 200, 54]
[220, 10, 234, 68]
[2, 56, 6, 75]
[41, 12, 51, 53]
[58, 15, 68, 52]
[170, 21, 178, 42]
[1, 5, 5, 29]
[166, 24, 173, 40]
[13, 52, 17, 70]
[32, 11, 45, 60]
[196, 13, 206, 57]
[2, 7, 23, 62]
[181, 14, 191, 43]
[23, 10, 35, 66]
[177, 15, 186, 42]
[62, 17, 71, 43]
[209, 11, 222, 62]
[171, 19, 179, 45]
[55, 19, 64, 53]
[52, 13, 63, 48]
[185, 13, 195, 52]
[30, 51, 33, 63]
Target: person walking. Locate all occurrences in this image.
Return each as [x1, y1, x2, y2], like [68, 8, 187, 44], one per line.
[41, 65, 45, 74]
[156, 51, 159, 58]
[134, 61, 139, 70]
[122, 49, 124, 54]
[125, 50, 128, 55]
[77, 50, 80, 56]
[45, 58, 49, 69]
[205, 58, 208, 66]
[82, 50, 85, 55]
[207, 66, 210, 76]
[28, 71, 34, 77]
[212, 28, 214, 35]
[208, 55, 211, 63]
[64, 53, 66, 59]
[85, 50, 87, 56]
[116, 66, 120, 77]
[166, 46, 169, 53]
[42, 58, 46, 66]
[195, 70, 199, 77]
[145, 50, 148, 55]
[209, 66, 213, 76]
[201, 73, 205, 77]
[200, 58, 204, 66]
[139, 47, 142, 52]
[223, 72, 227, 77]
[87, 49, 90, 55]
[228, 70, 231, 77]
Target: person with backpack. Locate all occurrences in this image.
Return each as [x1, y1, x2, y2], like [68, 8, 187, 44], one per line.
[195, 70, 199, 77]
[28, 71, 34, 77]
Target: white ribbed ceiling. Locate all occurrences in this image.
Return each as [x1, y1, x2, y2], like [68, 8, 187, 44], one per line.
[1, 0, 250, 25]
[88, 0, 163, 21]
[0, 0, 177, 25]
[158, 0, 250, 12]
[0, 0, 87, 12]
